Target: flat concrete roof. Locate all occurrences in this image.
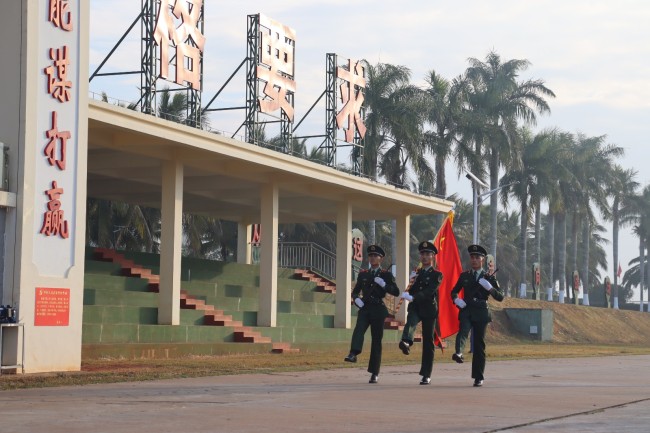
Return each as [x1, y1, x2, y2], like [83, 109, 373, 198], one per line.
[88, 100, 454, 223]
[2, 355, 649, 432]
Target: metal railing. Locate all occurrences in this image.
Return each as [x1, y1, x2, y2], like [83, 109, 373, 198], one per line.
[277, 242, 337, 280]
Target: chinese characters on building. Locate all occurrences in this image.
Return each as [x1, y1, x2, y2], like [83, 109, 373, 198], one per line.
[153, 0, 205, 90]
[336, 59, 367, 142]
[352, 237, 363, 262]
[34, 287, 71, 326]
[40, 0, 75, 239]
[256, 15, 296, 120]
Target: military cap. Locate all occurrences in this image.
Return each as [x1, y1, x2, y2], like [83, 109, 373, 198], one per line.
[418, 241, 438, 254]
[468, 244, 487, 257]
[367, 244, 385, 257]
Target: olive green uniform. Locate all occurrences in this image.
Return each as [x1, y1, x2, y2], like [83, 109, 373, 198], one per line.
[350, 267, 400, 375]
[401, 267, 443, 378]
[450, 270, 504, 381]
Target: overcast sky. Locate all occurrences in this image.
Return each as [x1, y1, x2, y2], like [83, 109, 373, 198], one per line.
[89, 1, 650, 295]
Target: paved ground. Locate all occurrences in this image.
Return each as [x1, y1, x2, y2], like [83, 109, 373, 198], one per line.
[1, 354, 649, 433]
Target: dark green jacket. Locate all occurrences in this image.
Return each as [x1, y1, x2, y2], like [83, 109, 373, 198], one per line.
[407, 267, 443, 319]
[352, 268, 400, 308]
[450, 270, 504, 322]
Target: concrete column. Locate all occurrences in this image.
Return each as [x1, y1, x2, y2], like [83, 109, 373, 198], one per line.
[335, 202, 352, 328]
[0, 0, 89, 373]
[395, 214, 410, 323]
[237, 222, 252, 264]
[159, 160, 183, 325]
[258, 184, 278, 327]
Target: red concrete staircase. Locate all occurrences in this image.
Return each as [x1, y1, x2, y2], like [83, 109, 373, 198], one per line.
[384, 315, 404, 331]
[93, 248, 298, 353]
[293, 269, 336, 293]
[292, 268, 407, 331]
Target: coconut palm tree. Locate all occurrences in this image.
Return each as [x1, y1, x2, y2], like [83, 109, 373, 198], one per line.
[422, 71, 474, 226]
[569, 134, 625, 304]
[606, 165, 638, 308]
[462, 51, 555, 262]
[361, 62, 413, 244]
[500, 128, 568, 298]
[622, 185, 650, 309]
[86, 198, 160, 253]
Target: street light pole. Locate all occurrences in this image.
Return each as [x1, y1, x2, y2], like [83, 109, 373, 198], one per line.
[466, 170, 519, 248]
[466, 171, 488, 245]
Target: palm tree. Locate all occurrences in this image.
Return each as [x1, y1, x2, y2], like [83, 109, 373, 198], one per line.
[422, 71, 473, 222]
[607, 165, 638, 308]
[462, 51, 555, 262]
[570, 134, 624, 304]
[622, 185, 650, 309]
[157, 86, 188, 122]
[500, 128, 566, 298]
[356, 60, 411, 243]
[86, 198, 160, 253]
[362, 62, 413, 244]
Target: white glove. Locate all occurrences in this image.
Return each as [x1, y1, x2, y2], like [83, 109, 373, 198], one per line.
[374, 277, 386, 287]
[354, 298, 364, 308]
[454, 298, 467, 309]
[478, 277, 493, 291]
[401, 292, 413, 302]
[409, 271, 418, 280]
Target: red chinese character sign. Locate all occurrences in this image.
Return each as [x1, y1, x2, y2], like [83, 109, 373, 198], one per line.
[572, 270, 580, 305]
[153, 0, 205, 91]
[49, 0, 74, 31]
[351, 229, 365, 280]
[531, 262, 540, 300]
[34, 0, 81, 277]
[35, 288, 70, 326]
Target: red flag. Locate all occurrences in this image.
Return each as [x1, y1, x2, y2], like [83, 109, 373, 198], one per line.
[617, 263, 622, 279]
[433, 212, 463, 349]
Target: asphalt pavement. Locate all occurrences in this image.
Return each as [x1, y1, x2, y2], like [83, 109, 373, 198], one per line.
[1, 354, 649, 433]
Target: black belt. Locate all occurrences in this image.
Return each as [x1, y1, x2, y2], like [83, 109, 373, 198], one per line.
[472, 298, 488, 306]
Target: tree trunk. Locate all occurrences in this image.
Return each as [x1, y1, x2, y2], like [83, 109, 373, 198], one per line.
[489, 149, 499, 261]
[391, 219, 397, 274]
[548, 212, 555, 300]
[519, 199, 528, 298]
[639, 238, 645, 312]
[582, 219, 590, 306]
[612, 201, 620, 309]
[434, 153, 446, 229]
[531, 202, 542, 299]
[535, 203, 542, 269]
[570, 211, 579, 303]
[645, 243, 649, 312]
[368, 220, 376, 245]
[559, 212, 567, 302]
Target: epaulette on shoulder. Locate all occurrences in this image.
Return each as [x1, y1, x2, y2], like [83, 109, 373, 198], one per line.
[360, 269, 369, 273]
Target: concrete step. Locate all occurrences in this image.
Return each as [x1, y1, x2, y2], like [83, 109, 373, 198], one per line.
[271, 342, 300, 353]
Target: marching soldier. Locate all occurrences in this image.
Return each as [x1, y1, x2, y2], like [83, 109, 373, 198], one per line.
[398, 241, 443, 385]
[344, 245, 400, 383]
[450, 244, 504, 387]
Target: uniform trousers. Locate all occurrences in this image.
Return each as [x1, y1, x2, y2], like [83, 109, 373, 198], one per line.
[400, 309, 436, 378]
[455, 311, 488, 380]
[350, 305, 386, 375]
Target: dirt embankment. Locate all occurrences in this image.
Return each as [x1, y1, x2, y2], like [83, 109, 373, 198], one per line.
[487, 298, 650, 346]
